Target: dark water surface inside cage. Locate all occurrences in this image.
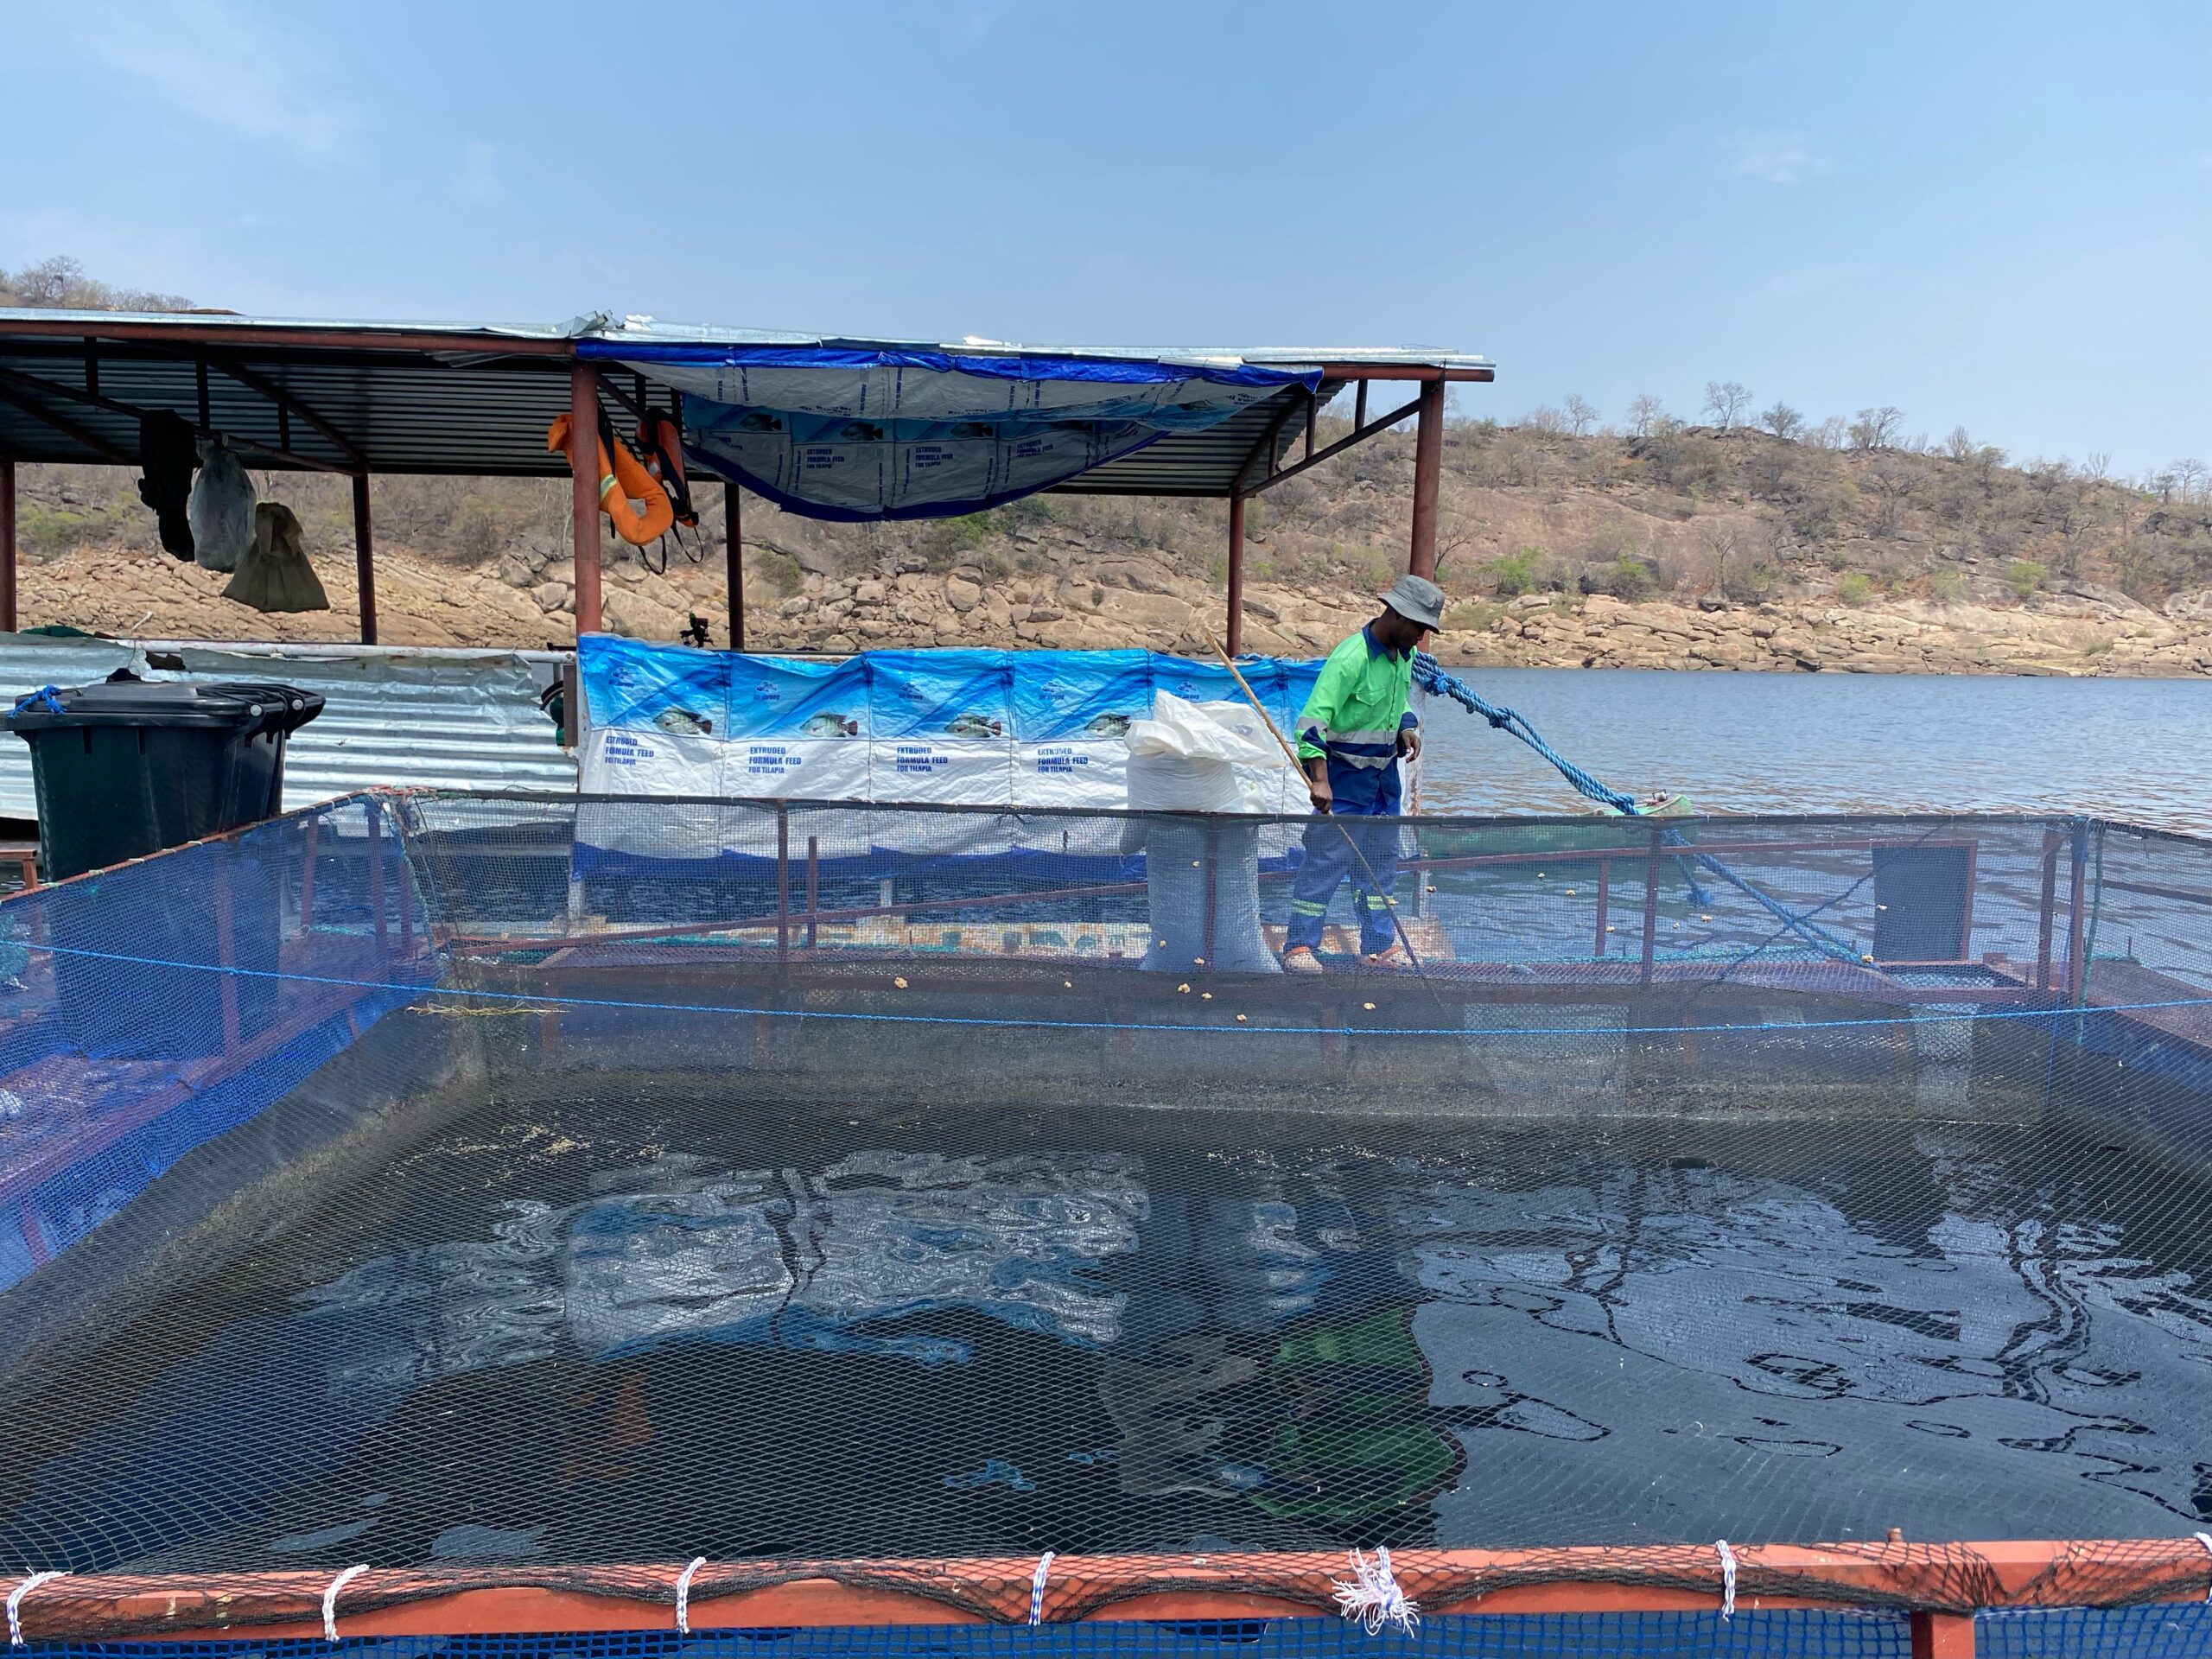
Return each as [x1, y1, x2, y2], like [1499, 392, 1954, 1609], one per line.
[2, 1052, 2207, 1577]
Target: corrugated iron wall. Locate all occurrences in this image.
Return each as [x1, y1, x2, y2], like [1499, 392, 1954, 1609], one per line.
[0, 635, 575, 817]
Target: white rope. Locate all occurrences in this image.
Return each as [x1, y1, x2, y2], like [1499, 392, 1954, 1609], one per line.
[1027, 1550, 1056, 1627]
[7, 1573, 65, 1648]
[1714, 1540, 1738, 1621]
[2196, 1533, 2212, 1602]
[1331, 1546, 1420, 1636]
[675, 1557, 708, 1635]
[321, 1563, 369, 1643]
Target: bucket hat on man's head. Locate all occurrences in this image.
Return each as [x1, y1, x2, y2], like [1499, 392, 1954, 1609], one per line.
[1381, 573, 1446, 631]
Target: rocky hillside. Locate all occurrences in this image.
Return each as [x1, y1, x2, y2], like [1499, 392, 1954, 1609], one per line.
[14, 414, 2212, 676]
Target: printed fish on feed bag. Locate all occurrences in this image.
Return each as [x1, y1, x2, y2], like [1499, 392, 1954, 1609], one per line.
[865, 649, 1016, 810]
[725, 652, 874, 800]
[577, 636, 728, 797]
[1009, 649, 1153, 808]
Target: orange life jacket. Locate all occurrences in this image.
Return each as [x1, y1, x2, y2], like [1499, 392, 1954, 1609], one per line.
[635, 410, 698, 530]
[547, 412, 673, 547]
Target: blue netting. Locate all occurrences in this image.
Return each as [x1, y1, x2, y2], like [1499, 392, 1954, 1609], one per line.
[0, 796, 2205, 1630]
[1979, 1603, 2212, 1656]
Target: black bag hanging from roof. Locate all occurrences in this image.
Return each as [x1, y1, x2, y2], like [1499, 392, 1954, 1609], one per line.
[137, 410, 200, 561]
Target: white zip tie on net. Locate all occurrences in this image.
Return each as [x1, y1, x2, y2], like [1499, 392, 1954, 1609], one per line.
[7, 1573, 65, 1648]
[676, 1557, 708, 1635]
[1332, 1547, 1420, 1637]
[1027, 1550, 1056, 1627]
[2196, 1533, 2212, 1601]
[1714, 1540, 1738, 1621]
[322, 1562, 369, 1643]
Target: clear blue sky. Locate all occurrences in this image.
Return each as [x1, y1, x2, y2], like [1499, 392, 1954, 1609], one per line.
[6, 1, 2206, 473]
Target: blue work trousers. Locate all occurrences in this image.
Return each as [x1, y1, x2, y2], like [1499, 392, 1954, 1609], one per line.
[1286, 760, 1404, 956]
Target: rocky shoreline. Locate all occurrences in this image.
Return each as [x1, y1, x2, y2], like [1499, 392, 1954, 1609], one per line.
[14, 538, 2212, 678]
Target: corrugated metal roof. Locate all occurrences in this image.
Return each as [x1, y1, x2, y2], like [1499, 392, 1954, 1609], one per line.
[0, 634, 573, 818]
[0, 309, 1489, 496]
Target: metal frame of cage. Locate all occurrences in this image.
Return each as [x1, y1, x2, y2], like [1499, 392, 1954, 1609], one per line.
[7, 1541, 2212, 1656]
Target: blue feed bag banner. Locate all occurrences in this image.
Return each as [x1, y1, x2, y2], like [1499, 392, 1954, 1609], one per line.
[577, 636, 1322, 814]
[580, 340, 1319, 520]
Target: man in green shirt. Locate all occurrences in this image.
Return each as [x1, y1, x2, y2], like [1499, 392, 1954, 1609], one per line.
[1282, 574, 1445, 973]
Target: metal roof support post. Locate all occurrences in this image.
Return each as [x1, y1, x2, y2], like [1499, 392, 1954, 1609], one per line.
[1225, 493, 1246, 658]
[569, 363, 604, 638]
[725, 480, 745, 651]
[351, 474, 378, 646]
[1408, 376, 1446, 579]
[0, 456, 15, 632]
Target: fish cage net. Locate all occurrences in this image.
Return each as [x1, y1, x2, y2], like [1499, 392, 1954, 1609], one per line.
[0, 790, 2206, 1659]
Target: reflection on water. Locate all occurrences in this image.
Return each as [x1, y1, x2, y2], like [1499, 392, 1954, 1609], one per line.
[299, 1150, 1144, 1386]
[0, 1093, 2206, 1572]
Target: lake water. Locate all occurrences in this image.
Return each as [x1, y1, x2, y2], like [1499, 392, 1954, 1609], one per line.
[1416, 670, 2212, 831]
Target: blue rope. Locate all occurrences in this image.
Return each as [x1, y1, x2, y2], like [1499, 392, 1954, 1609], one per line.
[1411, 653, 1864, 963]
[9, 687, 64, 718]
[1413, 654, 1640, 814]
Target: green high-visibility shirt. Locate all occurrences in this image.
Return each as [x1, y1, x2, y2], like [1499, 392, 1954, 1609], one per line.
[1295, 625, 1418, 770]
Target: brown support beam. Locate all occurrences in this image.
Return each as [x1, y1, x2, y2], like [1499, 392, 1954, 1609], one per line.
[1225, 493, 1246, 657]
[0, 316, 575, 354]
[1241, 394, 1421, 498]
[569, 363, 604, 637]
[725, 480, 745, 651]
[0, 365, 353, 474]
[0, 456, 16, 633]
[0, 378, 135, 464]
[1408, 376, 1446, 579]
[1312, 363, 1494, 383]
[196, 352, 367, 468]
[351, 474, 378, 645]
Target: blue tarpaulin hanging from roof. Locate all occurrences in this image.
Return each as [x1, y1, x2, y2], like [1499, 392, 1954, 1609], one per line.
[580, 339, 1319, 522]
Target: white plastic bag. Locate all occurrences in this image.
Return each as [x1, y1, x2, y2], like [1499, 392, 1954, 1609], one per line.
[188, 439, 257, 573]
[1124, 690, 1289, 813]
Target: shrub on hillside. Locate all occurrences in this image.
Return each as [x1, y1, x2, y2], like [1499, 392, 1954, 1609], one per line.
[1836, 572, 1874, 606]
[1580, 556, 1656, 601]
[1489, 547, 1541, 596]
[2005, 559, 2046, 601]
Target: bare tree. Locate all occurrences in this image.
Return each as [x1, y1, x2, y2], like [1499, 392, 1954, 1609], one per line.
[1758, 402, 1804, 442]
[1847, 406, 1904, 450]
[1702, 380, 1753, 430]
[0, 253, 192, 312]
[1625, 394, 1665, 439]
[1868, 456, 1924, 533]
[2081, 452, 2110, 485]
[1808, 416, 1848, 450]
[1943, 426, 1976, 461]
[1560, 394, 1599, 436]
[1522, 405, 1567, 438]
[2171, 458, 2209, 502]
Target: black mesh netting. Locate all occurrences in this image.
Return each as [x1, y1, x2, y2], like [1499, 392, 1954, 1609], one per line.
[0, 791, 2206, 1648]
